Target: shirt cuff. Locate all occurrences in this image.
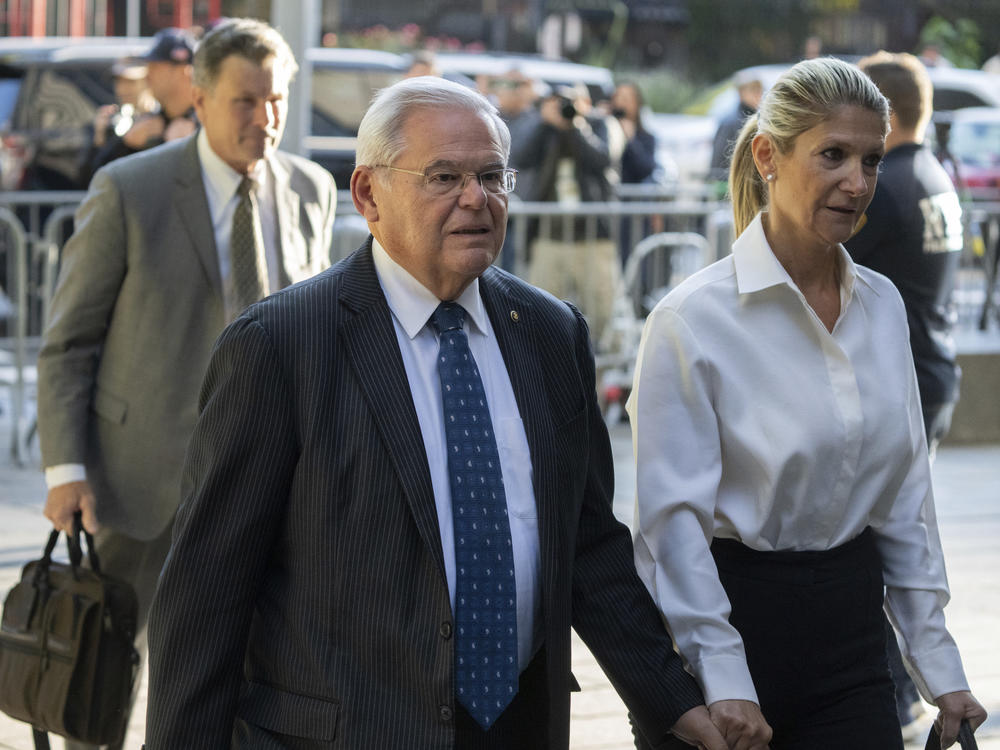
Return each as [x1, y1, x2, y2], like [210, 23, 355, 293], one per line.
[45, 464, 87, 489]
[694, 653, 760, 706]
[907, 643, 970, 703]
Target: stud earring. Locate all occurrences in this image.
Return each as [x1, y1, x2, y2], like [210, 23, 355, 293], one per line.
[765, 173, 774, 182]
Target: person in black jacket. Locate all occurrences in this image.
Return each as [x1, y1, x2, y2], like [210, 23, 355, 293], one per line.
[85, 28, 198, 180]
[610, 82, 657, 185]
[144, 75, 727, 750]
[709, 72, 762, 184]
[847, 50, 964, 740]
[510, 83, 622, 344]
[77, 60, 156, 186]
[848, 51, 963, 458]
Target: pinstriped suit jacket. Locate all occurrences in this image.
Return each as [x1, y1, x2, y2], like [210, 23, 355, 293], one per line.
[146, 240, 703, 749]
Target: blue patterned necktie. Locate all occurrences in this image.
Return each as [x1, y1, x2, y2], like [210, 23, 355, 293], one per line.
[430, 302, 518, 729]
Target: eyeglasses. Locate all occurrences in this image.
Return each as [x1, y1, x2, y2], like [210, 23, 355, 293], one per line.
[378, 165, 518, 197]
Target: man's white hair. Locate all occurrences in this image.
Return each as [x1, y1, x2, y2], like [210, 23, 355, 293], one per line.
[355, 76, 511, 169]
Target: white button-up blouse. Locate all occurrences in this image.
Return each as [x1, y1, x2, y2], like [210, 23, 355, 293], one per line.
[626, 212, 970, 707]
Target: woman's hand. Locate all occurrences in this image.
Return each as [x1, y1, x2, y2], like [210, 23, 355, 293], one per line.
[708, 699, 772, 750]
[933, 690, 987, 748]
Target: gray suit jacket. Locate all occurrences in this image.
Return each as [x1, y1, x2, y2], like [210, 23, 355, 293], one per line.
[37, 135, 336, 540]
[146, 242, 703, 749]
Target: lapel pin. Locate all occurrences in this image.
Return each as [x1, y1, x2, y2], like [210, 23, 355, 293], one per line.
[510, 310, 520, 323]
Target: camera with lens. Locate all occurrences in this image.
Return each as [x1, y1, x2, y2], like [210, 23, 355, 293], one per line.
[557, 96, 577, 121]
[109, 104, 136, 137]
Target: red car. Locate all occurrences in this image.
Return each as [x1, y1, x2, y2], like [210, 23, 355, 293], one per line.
[937, 106, 1000, 200]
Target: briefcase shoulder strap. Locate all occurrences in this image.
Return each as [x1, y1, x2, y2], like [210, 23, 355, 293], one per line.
[32, 726, 51, 750]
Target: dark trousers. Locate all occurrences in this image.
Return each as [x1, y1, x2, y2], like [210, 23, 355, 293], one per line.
[635, 530, 903, 750]
[455, 647, 549, 750]
[923, 400, 957, 459]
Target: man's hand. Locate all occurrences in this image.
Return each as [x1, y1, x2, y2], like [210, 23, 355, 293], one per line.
[44, 480, 99, 534]
[670, 705, 728, 750]
[163, 116, 196, 142]
[540, 96, 572, 130]
[933, 690, 987, 748]
[122, 115, 166, 148]
[708, 699, 772, 750]
[93, 104, 118, 146]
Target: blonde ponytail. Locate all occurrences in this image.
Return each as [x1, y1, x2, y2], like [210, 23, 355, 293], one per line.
[728, 113, 766, 236]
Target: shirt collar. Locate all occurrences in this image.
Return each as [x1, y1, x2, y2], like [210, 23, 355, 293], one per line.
[371, 238, 490, 339]
[197, 128, 268, 213]
[732, 211, 873, 301]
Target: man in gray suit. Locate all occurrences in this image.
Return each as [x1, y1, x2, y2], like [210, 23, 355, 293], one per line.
[37, 18, 335, 749]
[146, 77, 725, 749]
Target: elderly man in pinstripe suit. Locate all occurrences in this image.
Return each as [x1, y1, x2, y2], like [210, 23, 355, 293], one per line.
[146, 77, 726, 750]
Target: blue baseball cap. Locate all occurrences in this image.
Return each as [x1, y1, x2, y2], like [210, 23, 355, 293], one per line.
[143, 28, 196, 65]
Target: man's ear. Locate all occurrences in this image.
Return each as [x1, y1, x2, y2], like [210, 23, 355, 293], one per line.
[191, 84, 211, 125]
[351, 166, 380, 223]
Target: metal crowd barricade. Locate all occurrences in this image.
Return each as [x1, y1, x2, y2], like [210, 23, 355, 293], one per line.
[1, 206, 31, 464]
[3, 186, 1000, 461]
[506, 198, 726, 272]
[0, 191, 85, 465]
[962, 201, 1000, 331]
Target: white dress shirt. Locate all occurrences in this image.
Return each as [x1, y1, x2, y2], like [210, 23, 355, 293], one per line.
[45, 131, 285, 490]
[371, 239, 542, 671]
[626, 213, 969, 706]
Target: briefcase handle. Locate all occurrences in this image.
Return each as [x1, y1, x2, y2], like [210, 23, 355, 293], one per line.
[36, 512, 102, 585]
[925, 719, 979, 750]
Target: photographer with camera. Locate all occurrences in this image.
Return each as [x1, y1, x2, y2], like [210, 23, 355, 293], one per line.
[511, 82, 623, 344]
[83, 28, 198, 184]
[609, 82, 656, 186]
[78, 61, 157, 184]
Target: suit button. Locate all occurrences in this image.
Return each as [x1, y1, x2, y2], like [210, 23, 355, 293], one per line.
[440, 621, 452, 639]
[439, 705, 454, 722]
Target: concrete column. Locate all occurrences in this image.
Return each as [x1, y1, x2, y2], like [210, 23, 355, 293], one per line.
[126, 0, 140, 36]
[272, 0, 319, 157]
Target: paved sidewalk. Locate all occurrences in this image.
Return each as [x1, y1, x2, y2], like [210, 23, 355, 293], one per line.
[1, 426, 998, 749]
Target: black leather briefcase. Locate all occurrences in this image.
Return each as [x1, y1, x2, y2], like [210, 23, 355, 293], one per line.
[0, 513, 140, 749]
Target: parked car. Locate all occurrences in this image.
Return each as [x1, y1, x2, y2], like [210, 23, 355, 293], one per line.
[645, 111, 715, 184]
[307, 49, 617, 190]
[305, 47, 409, 188]
[934, 107, 1000, 198]
[431, 51, 615, 103]
[656, 62, 1000, 183]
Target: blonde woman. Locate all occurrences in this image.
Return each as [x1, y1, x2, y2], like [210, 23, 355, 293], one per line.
[628, 58, 986, 750]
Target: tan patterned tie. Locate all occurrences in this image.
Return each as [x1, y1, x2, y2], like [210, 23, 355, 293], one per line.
[230, 177, 269, 316]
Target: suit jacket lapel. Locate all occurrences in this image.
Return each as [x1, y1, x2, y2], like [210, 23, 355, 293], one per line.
[338, 243, 446, 582]
[480, 270, 560, 608]
[173, 136, 223, 296]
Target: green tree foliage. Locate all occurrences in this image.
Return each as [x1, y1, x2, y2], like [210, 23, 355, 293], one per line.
[918, 15, 981, 69]
[617, 69, 701, 113]
[684, 0, 812, 82]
